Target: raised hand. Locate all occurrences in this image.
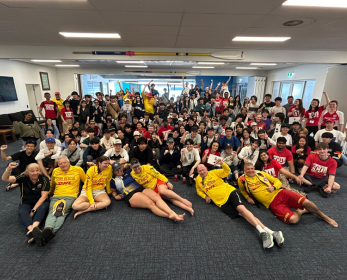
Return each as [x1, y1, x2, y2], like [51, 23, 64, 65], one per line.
[0, 145, 7, 150]
[215, 158, 223, 166]
[8, 162, 18, 169]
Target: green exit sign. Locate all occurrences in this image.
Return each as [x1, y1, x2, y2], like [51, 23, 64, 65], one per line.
[287, 72, 294, 77]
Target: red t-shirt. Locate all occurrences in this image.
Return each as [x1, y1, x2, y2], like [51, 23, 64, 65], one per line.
[60, 108, 73, 120]
[143, 131, 152, 140]
[304, 105, 324, 127]
[135, 127, 147, 136]
[320, 111, 340, 127]
[87, 125, 100, 137]
[291, 145, 311, 156]
[289, 106, 305, 118]
[203, 149, 221, 167]
[268, 147, 293, 166]
[247, 120, 266, 131]
[263, 159, 283, 178]
[158, 126, 173, 140]
[40, 101, 57, 119]
[305, 154, 337, 178]
[220, 126, 227, 138]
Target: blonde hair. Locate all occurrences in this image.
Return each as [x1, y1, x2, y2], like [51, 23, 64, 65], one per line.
[23, 163, 41, 176]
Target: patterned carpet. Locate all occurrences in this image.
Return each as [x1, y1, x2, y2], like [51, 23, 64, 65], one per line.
[0, 139, 346, 280]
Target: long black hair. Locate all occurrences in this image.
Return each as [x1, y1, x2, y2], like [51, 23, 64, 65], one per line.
[308, 98, 320, 113]
[255, 150, 272, 171]
[294, 136, 308, 154]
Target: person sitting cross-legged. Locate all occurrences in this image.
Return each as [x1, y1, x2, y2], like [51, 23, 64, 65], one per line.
[30, 155, 86, 246]
[238, 162, 337, 227]
[298, 142, 340, 198]
[83, 137, 106, 169]
[159, 138, 182, 178]
[72, 156, 112, 218]
[111, 162, 185, 222]
[130, 158, 194, 216]
[196, 158, 284, 249]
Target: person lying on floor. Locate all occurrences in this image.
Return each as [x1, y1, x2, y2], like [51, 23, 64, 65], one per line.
[2, 162, 49, 244]
[239, 162, 337, 227]
[111, 162, 185, 222]
[30, 155, 86, 247]
[130, 158, 194, 216]
[1, 139, 38, 191]
[196, 158, 284, 249]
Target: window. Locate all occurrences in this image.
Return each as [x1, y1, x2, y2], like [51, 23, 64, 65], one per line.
[87, 81, 101, 97]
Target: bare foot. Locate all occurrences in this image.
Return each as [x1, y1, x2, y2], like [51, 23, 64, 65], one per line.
[297, 208, 309, 215]
[169, 212, 184, 222]
[183, 199, 192, 208]
[331, 190, 337, 193]
[319, 215, 338, 227]
[188, 207, 194, 216]
[74, 211, 82, 219]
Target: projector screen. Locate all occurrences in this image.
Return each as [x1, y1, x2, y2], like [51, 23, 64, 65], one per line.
[0, 76, 18, 102]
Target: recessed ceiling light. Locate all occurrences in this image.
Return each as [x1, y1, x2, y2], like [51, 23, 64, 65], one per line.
[198, 62, 225, 65]
[283, 0, 347, 8]
[59, 32, 121, 38]
[236, 67, 258, 69]
[233, 37, 291, 42]
[125, 65, 148, 68]
[283, 20, 304, 27]
[31, 59, 62, 62]
[55, 65, 80, 67]
[117, 61, 145, 64]
[192, 66, 214, 69]
[250, 63, 277, 66]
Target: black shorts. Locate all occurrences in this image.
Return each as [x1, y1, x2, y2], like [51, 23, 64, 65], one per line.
[220, 190, 243, 219]
[123, 186, 145, 207]
[304, 174, 329, 188]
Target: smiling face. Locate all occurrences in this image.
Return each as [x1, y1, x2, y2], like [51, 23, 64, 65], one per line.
[98, 159, 110, 171]
[58, 157, 70, 171]
[211, 142, 219, 152]
[28, 165, 40, 180]
[244, 164, 255, 177]
[259, 152, 269, 163]
[197, 164, 208, 178]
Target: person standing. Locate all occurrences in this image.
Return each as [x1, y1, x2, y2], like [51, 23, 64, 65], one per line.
[60, 101, 74, 136]
[39, 92, 59, 126]
[283, 96, 294, 123]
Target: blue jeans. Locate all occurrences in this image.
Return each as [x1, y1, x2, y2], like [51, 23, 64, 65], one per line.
[18, 201, 49, 228]
[341, 153, 347, 165]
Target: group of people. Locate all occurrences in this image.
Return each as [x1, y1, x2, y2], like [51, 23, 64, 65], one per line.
[3, 78, 344, 249]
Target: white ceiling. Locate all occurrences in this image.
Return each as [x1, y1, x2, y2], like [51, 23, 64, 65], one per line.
[0, 0, 347, 69]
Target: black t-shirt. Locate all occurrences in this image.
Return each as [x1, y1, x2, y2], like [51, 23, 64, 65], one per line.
[69, 99, 80, 115]
[11, 151, 37, 172]
[120, 137, 129, 146]
[259, 102, 276, 118]
[16, 174, 50, 205]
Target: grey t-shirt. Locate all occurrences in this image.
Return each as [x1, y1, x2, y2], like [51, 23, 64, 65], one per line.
[184, 133, 201, 145]
[181, 148, 201, 166]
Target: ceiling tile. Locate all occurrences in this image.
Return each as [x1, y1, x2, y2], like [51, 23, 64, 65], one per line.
[323, 18, 347, 30]
[270, 5, 347, 17]
[121, 35, 177, 48]
[0, 0, 95, 10]
[179, 26, 242, 37]
[185, 0, 283, 15]
[237, 27, 310, 37]
[101, 11, 182, 26]
[175, 36, 231, 48]
[117, 25, 179, 36]
[182, 13, 262, 28]
[89, 0, 185, 12]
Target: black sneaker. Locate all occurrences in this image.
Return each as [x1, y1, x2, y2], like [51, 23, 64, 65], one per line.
[319, 188, 328, 198]
[31, 227, 44, 247]
[188, 177, 195, 186]
[41, 227, 56, 244]
[304, 185, 316, 193]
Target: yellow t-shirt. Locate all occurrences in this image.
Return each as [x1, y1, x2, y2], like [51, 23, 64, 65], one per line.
[141, 91, 155, 114]
[49, 166, 86, 198]
[51, 97, 64, 111]
[238, 172, 282, 208]
[195, 162, 235, 208]
[83, 165, 112, 203]
[130, 165, 167, 190]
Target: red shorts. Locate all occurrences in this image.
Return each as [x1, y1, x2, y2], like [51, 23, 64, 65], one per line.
[269, 189, 306, 223]
[154, 179, 166, 195]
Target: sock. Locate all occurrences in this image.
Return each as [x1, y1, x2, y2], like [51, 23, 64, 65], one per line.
[256, 225, 265, 233]
[264, 227, 274, 235]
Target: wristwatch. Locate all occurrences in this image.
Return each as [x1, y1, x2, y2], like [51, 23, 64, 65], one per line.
[166, 181, 169, 184]
[31, 209, 36, 213]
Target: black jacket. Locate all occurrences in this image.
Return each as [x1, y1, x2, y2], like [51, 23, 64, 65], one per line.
[159, 147, 181, 167]
[130, 146, 153, 165]
[83, 146, 106, 162]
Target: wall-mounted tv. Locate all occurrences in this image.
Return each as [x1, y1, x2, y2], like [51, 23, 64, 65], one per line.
[0, 76, 18, 102]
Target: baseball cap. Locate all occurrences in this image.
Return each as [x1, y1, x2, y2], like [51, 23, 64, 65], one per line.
[178, 118, 183, 122]
[112, 162, 122, 172]
[325, 118, 333, 123]
[292, 121, 300, 126]
[45, 137, 56, 143]
[225, 143, 232, 149]
[146, 93, 154, 98]
[133, 131, 140, 136]
[281, 123, 290, 129]
[130, 160, 141, 168]
[124, 98, 130, 102]
[26, 139, 37, 146]
[114, 139, 122, 145]
[167, 138, 175, 143]
[54, 92, 60, 95]
[167, 115, 173, 119]
[250, 122, 257, 127]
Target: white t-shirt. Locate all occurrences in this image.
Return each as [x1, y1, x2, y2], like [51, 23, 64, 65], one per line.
[271, 132, 292, 146]
[181, 148, 201, 166]
[314, 129, 346, 143]
[271, 106, 286, 118]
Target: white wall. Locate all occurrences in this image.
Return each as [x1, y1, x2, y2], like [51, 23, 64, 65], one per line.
[323, 65, 347, 123]
[264, 64, 330, 101]
[0, 59, 59, 114]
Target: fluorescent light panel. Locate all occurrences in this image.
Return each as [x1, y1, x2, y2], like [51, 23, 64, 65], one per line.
[117, 61, 145, 64]
[236, 67, 258, 69]
[32, 59, 62, 62]
[250, 63, 277, 66]
[55, 65, 80, 67]
[59, 32, 121, 38]
[125, 65, 148, 68]
[192, 66, 214, 69]
[198, 62, 225, 65]
[233, 37, 291, 42]
[283, 0, 347, 8]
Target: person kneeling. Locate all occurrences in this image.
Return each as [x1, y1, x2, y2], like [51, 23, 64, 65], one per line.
[239, 162, 337, 227]
[196, 158, 283, 249]
[72, 156, 112, 218]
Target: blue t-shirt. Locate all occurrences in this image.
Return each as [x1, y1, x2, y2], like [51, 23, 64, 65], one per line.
[110, 169, 142, 197]
[219, 135, 241, 151]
